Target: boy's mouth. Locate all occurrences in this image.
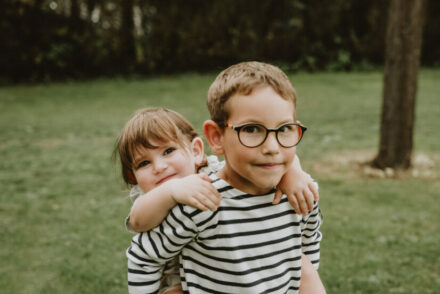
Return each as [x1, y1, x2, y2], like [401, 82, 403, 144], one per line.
[254, 162, 283, 170]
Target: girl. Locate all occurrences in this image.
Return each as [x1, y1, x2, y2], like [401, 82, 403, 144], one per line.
[115, 107, 325, 294]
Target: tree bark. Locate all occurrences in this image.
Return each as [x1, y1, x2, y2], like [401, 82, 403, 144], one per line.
[86, 0, 98, 20]
[372, 0, 427, 169]
[119, 0, 136, 72]
[71, 0, 80, 21]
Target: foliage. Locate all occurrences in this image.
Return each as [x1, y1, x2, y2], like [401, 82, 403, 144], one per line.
[133, 0, 390, 73]
[1, 0, 439, 82]
[0, 70, 439, 293]
[0, 1, 119, 82]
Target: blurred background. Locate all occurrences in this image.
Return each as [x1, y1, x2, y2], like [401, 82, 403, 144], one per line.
[0, 1, 439, 293]
[1, 0, 439, 83]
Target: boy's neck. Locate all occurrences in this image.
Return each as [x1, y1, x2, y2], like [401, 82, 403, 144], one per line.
[217, 168, 274, 195]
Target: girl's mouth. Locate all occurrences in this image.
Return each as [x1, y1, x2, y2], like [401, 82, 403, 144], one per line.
[156, 174, 177, 185]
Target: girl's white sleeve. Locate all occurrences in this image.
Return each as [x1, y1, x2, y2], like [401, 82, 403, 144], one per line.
[199, 155, 225, 174]
[125, 185, 144, 233]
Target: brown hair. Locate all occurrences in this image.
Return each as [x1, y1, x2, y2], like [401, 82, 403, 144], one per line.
[207, 61, 297, 128]
[114, 107, 204, 185]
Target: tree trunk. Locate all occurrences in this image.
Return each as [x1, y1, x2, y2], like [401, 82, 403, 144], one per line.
[372, 0, 427, 169]
[86, 0, 98, 20]
[119, 0, 136, 72]
[71, 0, 80, 21]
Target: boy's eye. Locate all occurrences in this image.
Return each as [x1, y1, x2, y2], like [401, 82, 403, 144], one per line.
[163, 147, 176, 155]
[137, 160, 150, 169]
[242, 124, 264, 134]
[278, 124, 295, 133]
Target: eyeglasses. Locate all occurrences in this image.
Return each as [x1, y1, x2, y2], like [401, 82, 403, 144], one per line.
[227, 122, 307, 148]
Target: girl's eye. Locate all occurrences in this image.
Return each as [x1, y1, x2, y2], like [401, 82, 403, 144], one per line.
[163, 147, 176, 155]
[137, 160, 150, 169]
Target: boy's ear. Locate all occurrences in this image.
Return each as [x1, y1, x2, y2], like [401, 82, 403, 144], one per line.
[190, 137, 204, 166]
[203, 120, 224, 155]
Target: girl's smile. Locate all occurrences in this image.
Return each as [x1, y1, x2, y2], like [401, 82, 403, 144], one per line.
[156, 173, 178, 185]
[132, 141, 199, 193]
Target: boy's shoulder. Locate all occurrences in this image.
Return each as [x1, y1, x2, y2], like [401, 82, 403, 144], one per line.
[208, 173, 248, 199]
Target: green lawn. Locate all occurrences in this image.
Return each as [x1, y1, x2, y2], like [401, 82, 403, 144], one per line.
[0, 69, 439, 293]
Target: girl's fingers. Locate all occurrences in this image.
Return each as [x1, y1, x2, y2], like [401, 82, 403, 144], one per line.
[201, 196, 218, 211]
[191, 176, 222, 210]
[287, 195, 300, 214]
[308, 182, 319, 202]
[191, 197, 207, 211]
[198, 173, 212, 182]
[196, 191, 219, 211]
[272, 190, 283, 204]
[303, 189, 314, 212]
[297, 192, 309, 215]
[202, 182, 222, 202]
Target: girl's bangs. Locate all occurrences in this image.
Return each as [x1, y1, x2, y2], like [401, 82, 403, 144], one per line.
[128, 115, 185, 159]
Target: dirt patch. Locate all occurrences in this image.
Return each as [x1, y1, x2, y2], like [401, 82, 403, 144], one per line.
[310, 150, 439, 180]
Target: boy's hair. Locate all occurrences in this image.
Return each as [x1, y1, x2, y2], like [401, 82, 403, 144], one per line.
[115, 107, 204, 185]
[207, 61, 297, 128]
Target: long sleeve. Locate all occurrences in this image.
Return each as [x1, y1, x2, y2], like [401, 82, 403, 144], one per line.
[126, 204, 199, 294]
[127, 174, 318, 293]
[301, 201, 322, 270]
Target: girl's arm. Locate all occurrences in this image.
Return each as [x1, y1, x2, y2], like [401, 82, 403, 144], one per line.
[299, 254, 326, 294]
[127, 204, 201, 293]
[129, 174, 221, 232]
[273, 154, 319, 214]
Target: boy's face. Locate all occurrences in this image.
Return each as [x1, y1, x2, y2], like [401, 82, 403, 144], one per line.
[131, 140, 198, 193]
[219, 86, 297, 195]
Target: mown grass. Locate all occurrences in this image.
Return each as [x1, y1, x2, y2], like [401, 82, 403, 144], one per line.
[0, 69, 439, 293]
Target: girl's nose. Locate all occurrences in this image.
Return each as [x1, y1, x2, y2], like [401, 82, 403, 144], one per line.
[152, 159, 167, 173]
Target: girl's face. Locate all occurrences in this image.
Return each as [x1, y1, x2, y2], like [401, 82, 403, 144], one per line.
[131, 138, 203, 193]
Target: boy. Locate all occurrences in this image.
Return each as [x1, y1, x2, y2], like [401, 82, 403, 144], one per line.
[127, 61, 323, 293]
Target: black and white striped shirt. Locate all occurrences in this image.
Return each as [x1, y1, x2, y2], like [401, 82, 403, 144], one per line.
[127, 174, 322, 294]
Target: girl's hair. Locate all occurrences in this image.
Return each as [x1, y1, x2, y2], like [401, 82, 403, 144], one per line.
[114, 107, 205, 185]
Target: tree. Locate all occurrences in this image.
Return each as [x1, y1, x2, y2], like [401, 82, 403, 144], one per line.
[71, 0, 80, 21]
[372, 0, 427, 169]
[119, 0, 136, 72]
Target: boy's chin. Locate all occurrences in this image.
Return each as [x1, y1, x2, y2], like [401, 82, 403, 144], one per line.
[253, 177, 283, 193]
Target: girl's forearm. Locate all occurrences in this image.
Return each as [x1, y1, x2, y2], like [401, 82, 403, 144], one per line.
[129, 185, 177, 232]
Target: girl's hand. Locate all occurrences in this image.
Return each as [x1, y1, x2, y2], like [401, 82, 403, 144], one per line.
[170, 174, 221, 211]
[272, 171, 319, 215]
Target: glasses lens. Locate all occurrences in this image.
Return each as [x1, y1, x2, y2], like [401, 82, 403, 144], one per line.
[277, 124, 302, 147]
[239, 124, 266, 147]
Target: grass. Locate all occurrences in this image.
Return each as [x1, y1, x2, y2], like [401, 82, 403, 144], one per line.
[0, 69, 439, 293]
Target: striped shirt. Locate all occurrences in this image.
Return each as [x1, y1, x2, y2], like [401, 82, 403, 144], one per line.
[127, 174, 322, 294]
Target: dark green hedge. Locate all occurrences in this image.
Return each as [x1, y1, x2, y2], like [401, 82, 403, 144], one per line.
[1, 0, 438, 83]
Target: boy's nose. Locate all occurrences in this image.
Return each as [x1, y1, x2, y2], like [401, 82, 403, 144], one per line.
[261, 132, 280, 154]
